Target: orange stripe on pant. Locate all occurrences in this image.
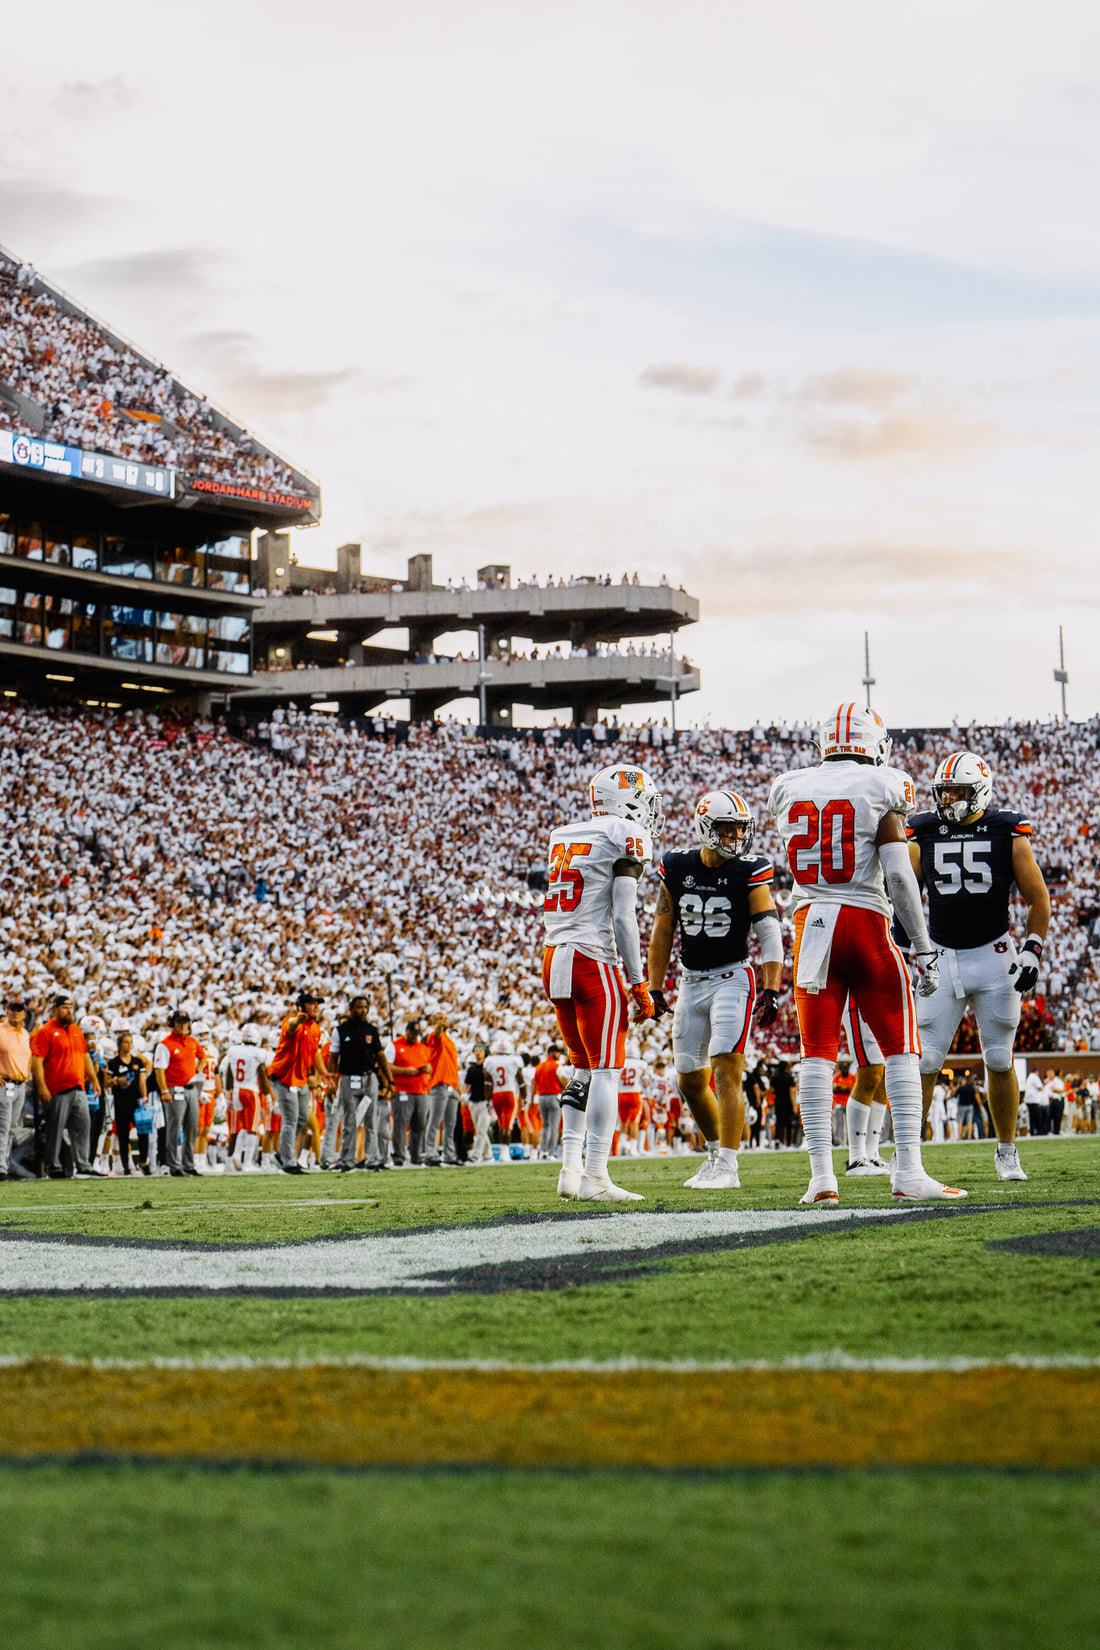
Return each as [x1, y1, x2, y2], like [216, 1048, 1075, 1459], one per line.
[793, 904, 920, 1062]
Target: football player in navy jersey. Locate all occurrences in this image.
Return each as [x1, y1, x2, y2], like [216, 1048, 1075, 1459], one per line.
[907, 750, 1051, 1182]
[646, 790, 785, 1189]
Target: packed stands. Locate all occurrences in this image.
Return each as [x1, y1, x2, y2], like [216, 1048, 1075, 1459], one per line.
[0, 700, 1096, 1075]
[0, 253, 312, 501]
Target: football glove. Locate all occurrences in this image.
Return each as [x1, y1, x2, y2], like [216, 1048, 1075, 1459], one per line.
[1012, 937, 1043, 995]
[630, 983, 656, 1022]
[649, 988, 672, 1020]
[911, 950, 940, 998]
[753, 988, 780, 1029]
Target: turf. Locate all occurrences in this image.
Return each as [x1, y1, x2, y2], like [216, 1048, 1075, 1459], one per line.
[0, 1142, 1096, 1365]
[1, 1464, 1096, 1650]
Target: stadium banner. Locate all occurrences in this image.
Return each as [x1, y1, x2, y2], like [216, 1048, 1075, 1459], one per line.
[184, 475, 319, 515]
[79, 449, 175, 499]
[0, 430, 83, 479]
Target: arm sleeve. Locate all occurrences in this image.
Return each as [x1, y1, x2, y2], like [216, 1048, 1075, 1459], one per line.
[751, 910, 784, 966]
[612, 872, 644, 986]
[878, 839, 932, 954]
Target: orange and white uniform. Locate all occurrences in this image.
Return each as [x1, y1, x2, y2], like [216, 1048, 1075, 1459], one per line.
[222, 1042, 266, 1134]
[541, 814, 651, 1070]
[617, 1058, 646, 1126]
[488, 1052, 524, 1134]
[768, 758, 919, 1062]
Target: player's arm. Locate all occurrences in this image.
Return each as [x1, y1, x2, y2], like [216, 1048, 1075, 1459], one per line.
[875, 810, 938, 994]
[907, 839, 923, 883]
[646, 879, 676, 1017]
[612, 858, 655, 1022]
[257, 1060, 274, 1100]
[1011, 837, 1051, 993]
[748, 885, 783, 993]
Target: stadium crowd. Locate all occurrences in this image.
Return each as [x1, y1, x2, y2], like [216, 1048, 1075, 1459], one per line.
[0, 698, 1097, 1175]
[0, 255, 310, 500]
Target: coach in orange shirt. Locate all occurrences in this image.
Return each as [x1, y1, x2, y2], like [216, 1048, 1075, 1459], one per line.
[30, 994, 102, 1178]
[422, 1012, 461, 1167]
[153, 1010, 207, 1177]
[391, 1019, 431, 1167]
[532, 1044, 566, 1160]
[268, 989, 329, 1175]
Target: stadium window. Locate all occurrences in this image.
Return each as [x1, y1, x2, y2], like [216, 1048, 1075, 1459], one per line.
[0, 587, 15, 639]
[43, 593, 73, 650]
[101, 536, 153, 581]
[0, 515, 14, 557]
[45, 530, 72, 567]
[17, 589, 43, 646]
[155, 544, 204, 587]
[104, 604, 154, 663]
[72, 532, 98, 572]
[207, 612, 250, 674]
[155, 610, 206, 670]
[201, 536, 251, 594]
[15, 523, 43, 560]
[71, 603, 99, 656]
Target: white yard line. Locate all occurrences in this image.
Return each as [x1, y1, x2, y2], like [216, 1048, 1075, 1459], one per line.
[0, 1353, 1096, 1373]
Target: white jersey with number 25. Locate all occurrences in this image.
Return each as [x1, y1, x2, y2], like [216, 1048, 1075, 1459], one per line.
[543, 815, 652, 967]
[768, 761, 915, 919]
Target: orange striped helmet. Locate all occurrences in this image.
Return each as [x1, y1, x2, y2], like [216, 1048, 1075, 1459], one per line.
[693, 789, 755, 858]
[817, 702, 892, 766]
[932, 750, 992, 823]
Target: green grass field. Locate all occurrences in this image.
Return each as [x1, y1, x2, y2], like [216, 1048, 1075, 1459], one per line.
[1, 1139, 1097, 1647]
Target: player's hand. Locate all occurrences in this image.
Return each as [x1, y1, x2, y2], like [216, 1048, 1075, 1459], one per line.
[911, 950, 940, 998]
[630, 983, 655, 1022]
[649, 988, 672, 1020]
[1012, 938, 1043, 995]
[754, 988, 780, 1029]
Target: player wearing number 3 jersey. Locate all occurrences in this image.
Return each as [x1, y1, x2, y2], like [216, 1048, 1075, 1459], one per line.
[542, 764, 663, 1204]
[768, 702, 966, 1205]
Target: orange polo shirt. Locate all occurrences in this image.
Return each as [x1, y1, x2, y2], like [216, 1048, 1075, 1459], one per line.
[29, 1019, 87, 1096]
[392, 1037, 431, 1095]
[532, 1057, 565, 1097]
[155, 1032, 206, 1086]
[426, 1029, 460, 1089]
[0, 1021, 31, 1081]
[268, 1016, 322, 1087]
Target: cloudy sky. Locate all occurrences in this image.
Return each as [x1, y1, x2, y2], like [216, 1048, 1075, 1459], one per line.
[3, 1, 1099, 729]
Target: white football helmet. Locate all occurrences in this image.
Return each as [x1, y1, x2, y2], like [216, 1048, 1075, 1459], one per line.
[818, 702, 892, 766]
[242, 1023, 262, 1045]
[932, 751, 992, 823]
[589, 764, 663, 838]
[693, 790, 755, 859]
[491, 1036, 515, 1055]
[80, 1015, 106, 1038]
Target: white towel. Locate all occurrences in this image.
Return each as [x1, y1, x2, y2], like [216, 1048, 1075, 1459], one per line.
[548, 944, 576, 999]
[796, 904, 840, 994]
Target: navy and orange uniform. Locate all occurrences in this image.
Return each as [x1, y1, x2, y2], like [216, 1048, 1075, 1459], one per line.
[906, 810, 1032, 951]
[657, 850, 773, 972]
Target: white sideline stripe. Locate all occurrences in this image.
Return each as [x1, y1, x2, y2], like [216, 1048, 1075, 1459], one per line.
[0, 1354, 1097, 1374]
[0, 1198, 382, 1213]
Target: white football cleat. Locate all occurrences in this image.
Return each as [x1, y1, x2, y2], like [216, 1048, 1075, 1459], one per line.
[799, 1177, 839, 1206]
[995, 1144, 1028, 1182]
[845, 1157, 890, 1178]
[892, 1173, 968, 1201]
[577, 1171, 644, 1202]
[684, 1152, 719, 1188]
[705, 1159, 741, 1190]
[557, 1168, 582, 1200]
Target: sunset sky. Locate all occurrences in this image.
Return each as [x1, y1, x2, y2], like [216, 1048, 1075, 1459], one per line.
[3, 1, 1098, 727]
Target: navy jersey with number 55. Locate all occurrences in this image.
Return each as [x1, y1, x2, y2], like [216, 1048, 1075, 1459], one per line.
[906, 809, 1032, 951]
[658, 850, 773, 971]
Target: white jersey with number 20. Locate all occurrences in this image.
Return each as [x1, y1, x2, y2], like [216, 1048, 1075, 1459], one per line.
[543, 815, 652, 967]
[768, 761, 915, 919]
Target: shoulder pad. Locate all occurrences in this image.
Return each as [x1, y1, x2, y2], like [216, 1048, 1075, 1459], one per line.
[906, 810, 937, 836]
[744, 857, 774, 885]
[991, 809, 1033, 836]
[883, 767, 918, 814]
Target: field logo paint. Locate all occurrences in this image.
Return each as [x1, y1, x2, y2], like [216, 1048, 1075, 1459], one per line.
[0, 1206, 955, 1298]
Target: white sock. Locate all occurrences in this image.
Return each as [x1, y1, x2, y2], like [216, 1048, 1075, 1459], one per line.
[717, 1145, 738, 1167]
[885, 1054, 923, 1176]
[581, 1069, 619, 1180]
[797, 1057, 835, 1183]
[868, 1101, 887, 1157]
[561, 1107, 586, 1175]
[846, 1098, 870, 1160]
[242, 1134, 258, 1166]
[703, 1136, 718, 1154]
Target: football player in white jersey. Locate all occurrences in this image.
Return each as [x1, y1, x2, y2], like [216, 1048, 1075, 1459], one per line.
[542, 763, 662, 1202]
[768, 702, 965, 1205]
[487, 1038, 527, 1142]
[221, 1025, 273, 1172]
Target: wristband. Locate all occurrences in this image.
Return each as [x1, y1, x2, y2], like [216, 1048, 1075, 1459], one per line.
[1021, 937, 1043, 958]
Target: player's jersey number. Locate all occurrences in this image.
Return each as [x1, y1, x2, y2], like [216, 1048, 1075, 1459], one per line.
[544, 841, 592, 912]
[932, 840, 992, 896]
[786, 800, 856, 885]
[621, 1064, 638, 1088]
[235, 1058, 247, 1083]
[678, 893, 732, 936]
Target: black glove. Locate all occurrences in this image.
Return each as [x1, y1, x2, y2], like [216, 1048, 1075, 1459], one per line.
[1012, 938, 1043, 995]
[754, 988, 780, 1029]
[650, 989, 672, 1020]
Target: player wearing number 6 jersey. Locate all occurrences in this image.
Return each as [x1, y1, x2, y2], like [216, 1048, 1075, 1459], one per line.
[647, 789, 784, 1191]
[906, 749, 1050, 1183]
[768, 702, 966, 1205]
[542, 764, 663, 1204]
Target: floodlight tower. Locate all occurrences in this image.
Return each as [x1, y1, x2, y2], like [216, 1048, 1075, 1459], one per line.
[1054, 626, 1069, 719]
[862, 631, 875, 710]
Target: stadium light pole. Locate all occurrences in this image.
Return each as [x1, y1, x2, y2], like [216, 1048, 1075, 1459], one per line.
[1054, 625, 1069, 719]
[376, 950, 398, 1036]
[862, 631, 875, 710]
[477, 623, 491, 729]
